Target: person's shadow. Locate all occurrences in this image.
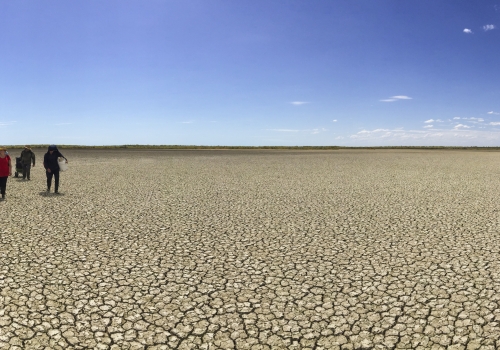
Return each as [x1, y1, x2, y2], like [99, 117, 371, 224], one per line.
[38, 191, 66, 197]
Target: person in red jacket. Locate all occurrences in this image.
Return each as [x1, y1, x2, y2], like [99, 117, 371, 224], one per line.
[0, 147, 12, 200]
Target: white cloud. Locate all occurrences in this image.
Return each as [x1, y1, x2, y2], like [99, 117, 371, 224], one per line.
[351, 129, 401, 139]
[454, 124, 470, 129]
[424, 119, 434, 123]
[347, 127, 500, 145]
[181, 121, 193, 124]
[290, 101, 309, 105]
[464, 28, 473, 34]
[268, 127, 327, 134]
[380, 95, 412, 102]
[333, 119, 337, 122]
[311, 128, 327, 134]
[424, 125, 433, 128]
[488, 111, 500, 115]
[483, 24, 495, 31]
[490, 122, 500, 126]
[356, 129, 390, 135]
[453, 117, 484, 123]
[470, 117, 484, 122]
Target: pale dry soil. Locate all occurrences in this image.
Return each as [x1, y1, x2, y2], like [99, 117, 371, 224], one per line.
[1, 149, 500, 350]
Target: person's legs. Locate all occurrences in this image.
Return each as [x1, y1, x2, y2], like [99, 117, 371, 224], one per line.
[46, 171, 53, 191]
[0, 177, 7, 199]
[22, 163, 27, 179]
[22, 163, 31, 180]
[54, 171, 60, 193]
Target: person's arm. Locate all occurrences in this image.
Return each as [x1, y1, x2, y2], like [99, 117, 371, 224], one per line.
[32, 152, 35, 167]
[43, 154, 49, 172]
[8, 157, 12, 176]
[58, 151, 68, 163]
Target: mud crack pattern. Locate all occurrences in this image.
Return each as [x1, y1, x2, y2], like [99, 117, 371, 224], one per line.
[1, 149, 500, 349]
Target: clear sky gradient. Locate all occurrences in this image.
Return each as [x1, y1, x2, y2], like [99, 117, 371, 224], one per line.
[2, 1, 500, 146]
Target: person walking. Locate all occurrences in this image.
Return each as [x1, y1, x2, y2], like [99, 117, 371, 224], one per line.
[43, 145, 68, 194]
[20, 145, 35, 180]
[0, 147, 12, 200]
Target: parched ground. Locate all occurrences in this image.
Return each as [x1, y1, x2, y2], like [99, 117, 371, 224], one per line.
[1, 149, 500, 350]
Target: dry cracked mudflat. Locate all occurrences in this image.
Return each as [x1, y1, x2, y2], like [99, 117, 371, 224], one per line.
[1, 149, 500, 350]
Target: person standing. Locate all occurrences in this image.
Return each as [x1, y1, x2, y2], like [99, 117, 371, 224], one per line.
[20, 145, 35, 180]
[43, 145, 68, 194]
[0, 147, 12, 200]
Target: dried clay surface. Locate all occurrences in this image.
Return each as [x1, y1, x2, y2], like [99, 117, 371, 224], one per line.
[1, 149, 500, 350]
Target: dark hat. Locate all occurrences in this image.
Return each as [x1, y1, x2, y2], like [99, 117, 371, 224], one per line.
[48, 144, 58, 151]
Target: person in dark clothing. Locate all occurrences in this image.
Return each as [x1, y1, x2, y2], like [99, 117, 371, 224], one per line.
[43, 145, 68, 194]
[20, 145, 35, 180]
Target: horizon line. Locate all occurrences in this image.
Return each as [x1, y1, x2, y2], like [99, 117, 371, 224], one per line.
[3, 144, 500, 150]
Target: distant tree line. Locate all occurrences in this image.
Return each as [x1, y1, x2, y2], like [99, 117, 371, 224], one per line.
[3, 145, 500, 150]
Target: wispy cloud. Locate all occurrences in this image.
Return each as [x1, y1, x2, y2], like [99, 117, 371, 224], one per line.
[424, 119, 444, 124]
[181, 121, 194, 124]
[348, 127, 500, 146]
[351, 129, 399, 140]
[424, 125, 433, 128]
[356, 129, 390, 135]
[488, 111, 500, 115]
[380, 95, 412, 102]
[490, 122, 500, 126]
[311, 128, 327, 134]
[483, 24, 495, 31]
[267, 129, 299, 132]
[463, 28, 473, 34]
[454, 124, 470, 129]
[290, 101, 309, 106]
[453, 117, 484, 123]
[332, 119, 337, 122]
[0, 121, 16, 126]
[267, 127, 327, 134]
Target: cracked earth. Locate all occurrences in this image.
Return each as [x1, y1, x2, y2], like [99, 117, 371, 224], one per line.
[1, 149, 500, 349]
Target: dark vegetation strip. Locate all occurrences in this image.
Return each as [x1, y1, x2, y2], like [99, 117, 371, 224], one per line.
[4, 145, 500, 150]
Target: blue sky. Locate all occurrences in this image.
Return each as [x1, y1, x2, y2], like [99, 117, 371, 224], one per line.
[1, 1, 500, 146]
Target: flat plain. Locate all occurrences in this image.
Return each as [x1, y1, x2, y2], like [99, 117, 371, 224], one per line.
[1, 149, 500, 349]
